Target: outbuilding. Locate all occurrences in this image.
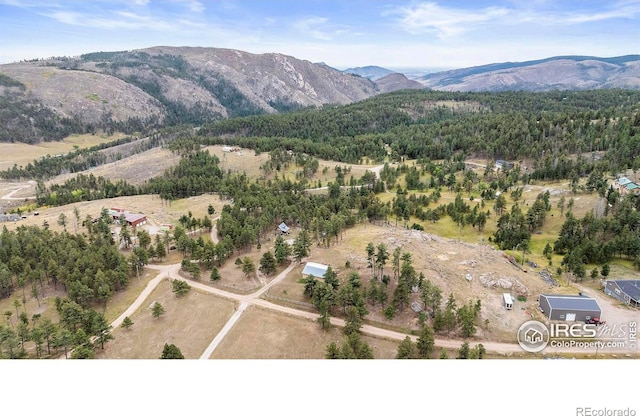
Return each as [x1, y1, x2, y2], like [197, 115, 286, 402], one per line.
[538, 294, 601, 322]
[109, 209, 147, 227]
[503, 293, 514, 310]
[302, 262, 329, 279]
[603, 280, 640, 307]
[277, 222, 290, 235]
[124, 212, 147, 227]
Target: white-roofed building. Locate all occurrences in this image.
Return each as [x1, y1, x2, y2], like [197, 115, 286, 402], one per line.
[302, 262, 329, 278]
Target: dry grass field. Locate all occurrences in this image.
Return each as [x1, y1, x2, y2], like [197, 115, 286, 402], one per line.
[203, 144, 385, 186]
[96, 279, 238, 359]
[0, 133, 125, 171]
[1, 193, 227, 235]
[46, 147, 182, 187]
[209, 305, 401, 359]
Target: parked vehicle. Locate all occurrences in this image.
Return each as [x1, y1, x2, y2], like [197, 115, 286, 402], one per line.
[585, 317, 605, 326]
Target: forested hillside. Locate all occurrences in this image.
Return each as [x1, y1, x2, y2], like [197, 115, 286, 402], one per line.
[0, 220, 132, 358]
[197, 89, 640, 176]
[5, 89, 639, 183]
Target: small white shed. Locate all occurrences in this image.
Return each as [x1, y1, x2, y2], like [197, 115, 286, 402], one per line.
[503, 293, 514, 310]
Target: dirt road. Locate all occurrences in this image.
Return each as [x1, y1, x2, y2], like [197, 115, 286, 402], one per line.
[102, 257, 639, 358]
[0, 181, 37, 200]
[210, 216, 220, 243]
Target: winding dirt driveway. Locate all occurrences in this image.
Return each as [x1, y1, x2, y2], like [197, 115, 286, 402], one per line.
[104, 255, 639, 358]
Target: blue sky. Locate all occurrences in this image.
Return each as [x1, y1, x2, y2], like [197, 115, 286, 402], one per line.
[1, 0, 639, 70]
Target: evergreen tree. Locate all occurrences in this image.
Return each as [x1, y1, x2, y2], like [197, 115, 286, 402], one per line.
[152, 302, 165, 319]
[210, 266, 221, 281]
[171, 279, 191, 297]
[396, 336, 415, 359]
[259, 251, 277, 276]
[323, 266, 339, 291]
[121, 316, 134, 330]
[293, 229, 311, 262]
[274, 235, 292, 265]
[457, 341, 470, 359]
[161, 343, 184, 359]
[303, 275, 317, 297]
[92, 313, 114, 349]
[366, 242, 376, 277]
[241, 257, 256, 279]
[325, 342, 341, 359]
[416, 325, 435, 358]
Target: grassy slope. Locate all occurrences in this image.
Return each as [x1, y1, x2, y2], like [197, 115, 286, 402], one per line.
[0, 133, 126, 171]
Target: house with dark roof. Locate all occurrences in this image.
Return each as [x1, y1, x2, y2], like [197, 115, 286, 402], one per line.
[538, 294, 601, 322]
[123, 212, 147, 227]
[108, 209, 147, 227]
[603, 280, 640, 307]
[494, 159, 514, 171]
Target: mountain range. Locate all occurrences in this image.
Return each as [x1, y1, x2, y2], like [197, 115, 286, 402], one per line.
[416, 55, 640, 91]
[1, 46, 639, 143]
[342, 65, 396, 80]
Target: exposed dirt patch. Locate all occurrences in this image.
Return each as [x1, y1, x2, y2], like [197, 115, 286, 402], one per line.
[267, 222, 569, 343]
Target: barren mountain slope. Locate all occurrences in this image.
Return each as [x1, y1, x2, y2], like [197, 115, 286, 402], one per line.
[0, 63, 166, 124]
[420, 56, 640, 92]
[143, 46, 379, 109]
[0, 46, 381, 139]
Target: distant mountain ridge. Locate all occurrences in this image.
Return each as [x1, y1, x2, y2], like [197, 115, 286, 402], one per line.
[418, 55, 640, 91]
[343, 65, 395, 80]
[0, 46, 385, 142]
[2, 47, 640, 144]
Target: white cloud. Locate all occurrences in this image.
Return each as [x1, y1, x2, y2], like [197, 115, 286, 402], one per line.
[391, 1, 640, 39]
[42, 9, 208, 33]
[393, 2, 509, 38]
[171, 0, 205, 13]
[292, 16, 352, 41]
[294, 17, 333, 40]
[37, 1, 209, 32]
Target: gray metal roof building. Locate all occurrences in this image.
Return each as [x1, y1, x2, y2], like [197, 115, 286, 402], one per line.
[302, 262, 329, 278]
[603, 280, 640, 307]
[538, 294, 601, 322]
[277, 222, 290, 234]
